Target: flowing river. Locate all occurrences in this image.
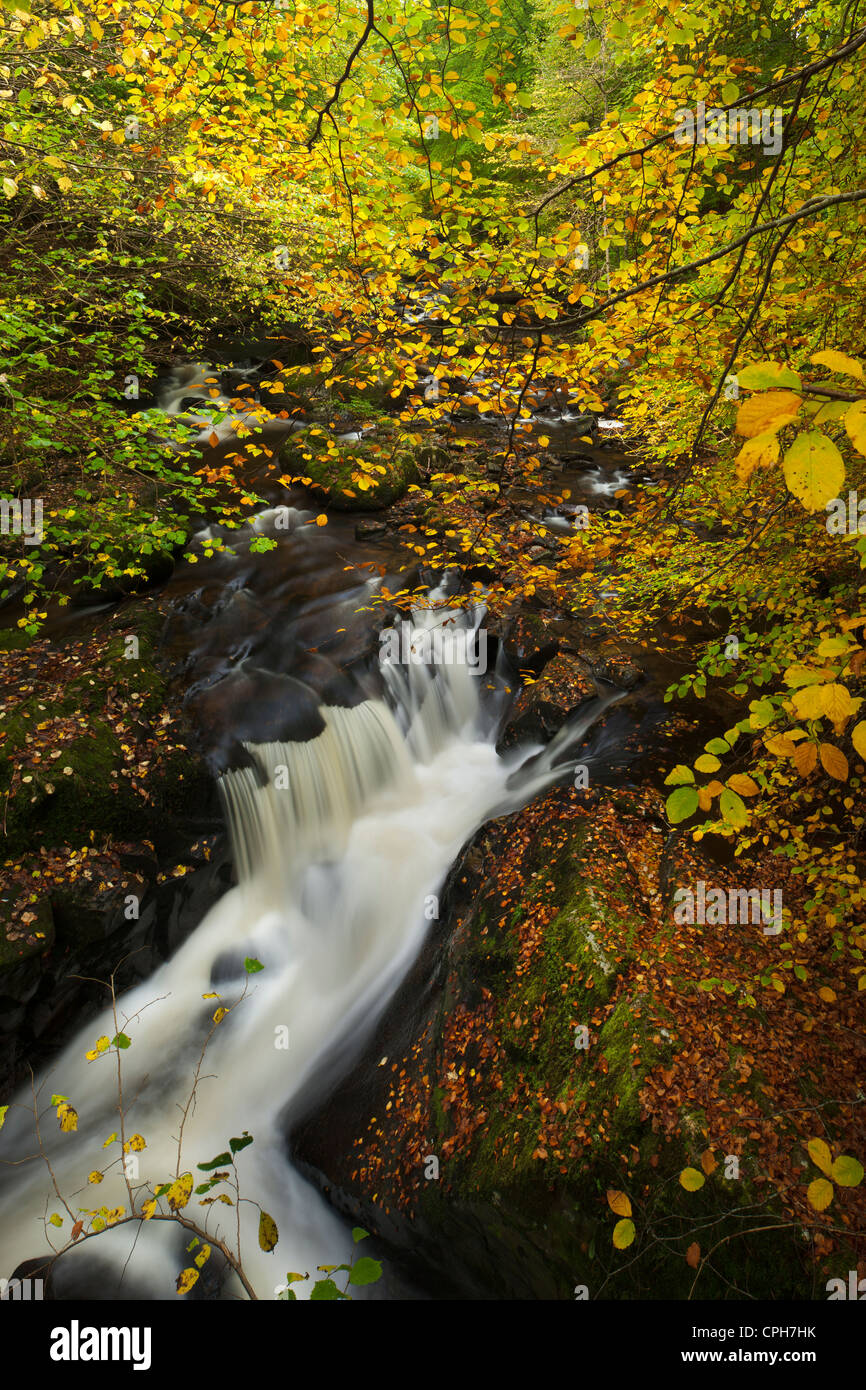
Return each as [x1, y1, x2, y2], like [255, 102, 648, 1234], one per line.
[0, 358, 631, 1300]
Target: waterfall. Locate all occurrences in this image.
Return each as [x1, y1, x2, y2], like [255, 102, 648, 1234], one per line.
[0, 595, 618, 1300]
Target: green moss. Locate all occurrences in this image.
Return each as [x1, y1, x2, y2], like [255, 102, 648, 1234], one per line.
[0, 605, 184, 857]
[0, 895, 54, 970]
[281, 428, 419, 511]
[415, 812, 810, 1298]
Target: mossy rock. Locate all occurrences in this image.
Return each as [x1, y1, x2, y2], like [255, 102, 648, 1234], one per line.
[0, 608, 178, 857]
[0, 895, 54, 973]
[281, 431, 419, 512]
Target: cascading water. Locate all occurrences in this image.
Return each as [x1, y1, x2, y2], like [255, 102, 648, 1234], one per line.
[0, 549, 621, 1301]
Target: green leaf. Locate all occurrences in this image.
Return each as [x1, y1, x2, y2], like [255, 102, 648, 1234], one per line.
[719, 788, 748, 828]
[348, 1256, 382, 1286]
[679, 1167, 705, 1191]
[612, 1218, 635, 1249]
[197, 1152, 232, 1172]
[352, 1226, 370, 1243]
[244, 957, 264, 973]
[229, 1132, 254, 1154]
[830, 1155, 864, 1187]
[310, 1278, 343, 1299]
[704, 738, 730, 755]
[111, 1033, 131, 1049]
[738, 362, 803, 392]
[666, 786, 699, 823]
[664, 764, 694, 785]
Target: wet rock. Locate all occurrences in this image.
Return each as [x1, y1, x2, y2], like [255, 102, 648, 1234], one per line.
[497, 653, 595, 751]
[355, 519, 388, 541]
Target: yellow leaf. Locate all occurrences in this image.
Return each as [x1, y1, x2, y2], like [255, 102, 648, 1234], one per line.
[810, 350, 863, 380]
[694, 754, 720, 773]
[176, 1267, 199, 1296]
[612, 1218, 635, 1249]
[726, 773, 759, 796]
[818, 986, 836, 1002]
[258, 1209, 279, 1252]
[213, 1007, 228, 1023]
[124, 1134, 146, 1153]
[679, 1167, 705, 1191]
[851, 721, 866, 760]
[88, 1171, 103, 1184]
[764, 734, 796, 756]
[845, 400, 866, 457]
[194, 1243, 212, 1267]
[606, 1188, 632, 1217]
[819, 743, 848, 781]
[735, 391, 802, 438]
[791, 686, 824, 721]
[315, 514, 328, 526]
[819, 683, 855, 722]
[735, 429, 779, 483]
[167, 1173, 193, 1212]
[807, 1177, 834, 1212]
[782, 431, 845, 511]
[807, 1137, 834, 1176]
[701, 1149, 718, 1175]
[57, 1103, 78, 1132]
[141, 1199, 157, 1220]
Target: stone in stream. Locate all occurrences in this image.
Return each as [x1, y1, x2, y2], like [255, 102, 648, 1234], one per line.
[355, 519, 388, 541]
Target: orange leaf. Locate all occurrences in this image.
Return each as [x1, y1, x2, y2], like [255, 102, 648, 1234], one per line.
[819, 743, 848, 781]
[792, 742, 817, 777]
[607, 1188, 632, 1218]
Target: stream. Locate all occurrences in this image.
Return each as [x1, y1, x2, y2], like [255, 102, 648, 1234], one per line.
[0, 358, 637, 1300]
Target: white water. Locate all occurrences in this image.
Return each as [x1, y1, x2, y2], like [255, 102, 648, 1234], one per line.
[0, 587, 618, 1300]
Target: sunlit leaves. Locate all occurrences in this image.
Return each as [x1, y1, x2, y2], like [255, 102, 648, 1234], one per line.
[845, 400, 866, 457]
[737, 362, 802, 392]
[810, 351, 862, 381]
[166, 1173, 193, 1212]
[735, 392, 802, 438]
[735, 429, 780, 484]
[782, 432, 845, 511]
